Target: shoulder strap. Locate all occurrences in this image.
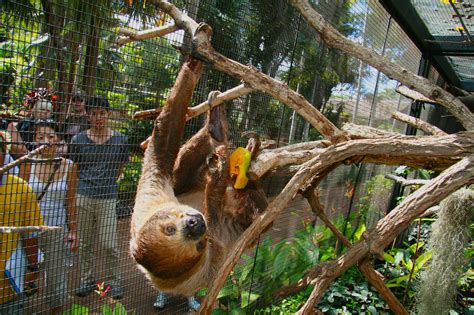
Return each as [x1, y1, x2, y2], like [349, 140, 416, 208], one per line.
[36, 160, 61, 201]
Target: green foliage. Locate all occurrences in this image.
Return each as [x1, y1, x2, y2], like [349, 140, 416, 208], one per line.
[381, 243, 431, 299]
[256, 267, 390, 314]
[62, 302, 130, 315]
[216, 222, 321, 312]
[117, 155, 143, 198]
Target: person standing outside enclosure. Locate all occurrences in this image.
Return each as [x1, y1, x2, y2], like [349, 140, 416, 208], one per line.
[68, 96, 129, 300]
[63, 91, 89, 144]
[0, 131, 43, 315]
[25, 119, 78, 314]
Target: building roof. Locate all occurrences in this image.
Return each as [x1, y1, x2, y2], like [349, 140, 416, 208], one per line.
[380, 0, 473, 92]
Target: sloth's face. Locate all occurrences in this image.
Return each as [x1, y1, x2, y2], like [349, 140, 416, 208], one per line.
[133, 205, 209, 280]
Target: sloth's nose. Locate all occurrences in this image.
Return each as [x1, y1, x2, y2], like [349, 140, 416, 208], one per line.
[184, 215, 206, 240]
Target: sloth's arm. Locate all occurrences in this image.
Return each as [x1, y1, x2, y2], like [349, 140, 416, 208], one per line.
[147, 57, 203, 181]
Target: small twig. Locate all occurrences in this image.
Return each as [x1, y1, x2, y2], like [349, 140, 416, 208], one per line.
[116, 23, 179, 46]
[0, 225, 62, 233]
[392, 111, 446, 136]
[385, 174, 429, 187]
[134, 83, 253, 120]
[0, 145, 50, 175]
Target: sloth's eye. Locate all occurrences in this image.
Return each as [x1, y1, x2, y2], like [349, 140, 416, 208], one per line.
[165, 225, 176, 236]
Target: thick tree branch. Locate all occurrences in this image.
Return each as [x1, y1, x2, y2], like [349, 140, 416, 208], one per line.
[253, 132, 473, 180]
[295, 157, 474, 314]
[392, 111, 446, 136]
[290, 0, 474, 131]
[342, 123, 401, 139]
[116, 23, 178, 46]
[248, 145, 327, 180]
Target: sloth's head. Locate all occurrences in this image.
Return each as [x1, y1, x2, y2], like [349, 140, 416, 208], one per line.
[132, 205, 208, 280]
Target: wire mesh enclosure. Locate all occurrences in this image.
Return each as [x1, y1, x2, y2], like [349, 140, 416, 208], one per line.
[0, 0, 456, 314]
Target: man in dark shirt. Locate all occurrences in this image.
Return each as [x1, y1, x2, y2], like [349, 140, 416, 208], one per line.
[68, 96, 129, 300]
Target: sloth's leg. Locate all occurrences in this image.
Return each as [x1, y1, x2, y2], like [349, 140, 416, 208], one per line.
[204, 144, 228, 226]
[173, 100, 229, 195]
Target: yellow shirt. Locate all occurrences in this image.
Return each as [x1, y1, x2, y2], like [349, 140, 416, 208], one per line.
[0, 174, 43, 304]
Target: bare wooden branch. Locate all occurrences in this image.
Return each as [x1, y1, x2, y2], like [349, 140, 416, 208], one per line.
[27, 157, 63, 164]
[301, 189, 408, 314]
[155, 0, 199, 37]
[396, 85, 435, 103]
[0, 225, 62, 233]
[133, 83, 253, 120]
[248, 145, 327, 180]
[392, 111, 446, 136]
[295, 157, 474, 314]
[342, 123, 401, 139]
[385, 174, 430, 187]
[0, 145, 49, 175]
[290, 0, 474, 131]
[116, 23, 178, 46]
[270, 140, 331, 153]
[199, 132, 474, 314]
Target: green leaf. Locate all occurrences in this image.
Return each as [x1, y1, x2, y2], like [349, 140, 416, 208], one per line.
[112, 303, 127, 315]
[353, 223, 366, 241]
[394, 251, 404, 266]
[101, 304, 113, 315]
[367, 305, 377, 314]
[240, 291, 260, 308]
[383, 252, 395, 263]
[415, 250, 432, 270]
[63, 304, 89, 315]
[272, 246, 292, 279]
[217, 284, 238, 300]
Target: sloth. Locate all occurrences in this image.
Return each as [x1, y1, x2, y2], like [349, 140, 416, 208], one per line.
[130, 57, 267, 297]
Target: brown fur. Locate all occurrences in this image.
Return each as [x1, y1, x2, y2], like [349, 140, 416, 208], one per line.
[130, 56, 267, 297]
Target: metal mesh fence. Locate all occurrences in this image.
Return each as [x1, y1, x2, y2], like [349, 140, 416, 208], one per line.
[0, 0, 443, 313]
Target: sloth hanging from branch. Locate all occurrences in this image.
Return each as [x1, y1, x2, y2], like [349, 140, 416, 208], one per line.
[130, 55, 267, 297]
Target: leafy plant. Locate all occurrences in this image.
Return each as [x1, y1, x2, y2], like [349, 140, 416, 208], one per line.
[62, 302, 130, 315]
[256, 267, 391, 314]
[215, 221, 322, 312]
[378, 242, 432, 304]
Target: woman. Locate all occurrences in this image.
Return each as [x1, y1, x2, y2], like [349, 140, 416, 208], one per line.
[25, 119, 78, 313]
